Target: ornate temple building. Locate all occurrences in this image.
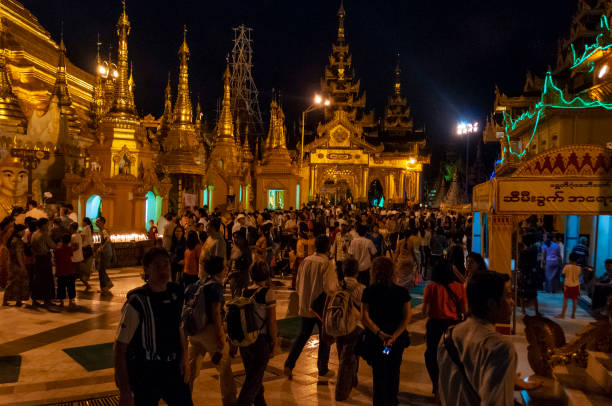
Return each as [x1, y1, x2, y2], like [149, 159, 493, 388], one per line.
[0, 0, 429, 229]
[302, 2, 428, 206]
[476, 0, 612, 280]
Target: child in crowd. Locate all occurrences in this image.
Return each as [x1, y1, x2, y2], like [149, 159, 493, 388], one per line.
[55, 233, 76, 307]
[556, 252, 581, 319]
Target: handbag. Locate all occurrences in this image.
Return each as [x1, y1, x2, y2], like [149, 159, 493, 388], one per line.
[443, 283, 466, 322]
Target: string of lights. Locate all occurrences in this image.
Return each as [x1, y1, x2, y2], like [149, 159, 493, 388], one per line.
[570, 15, 611, 70]
[499, 71, 612, 163]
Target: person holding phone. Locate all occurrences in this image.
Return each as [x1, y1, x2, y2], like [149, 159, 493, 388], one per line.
[361, 256, 412, 406]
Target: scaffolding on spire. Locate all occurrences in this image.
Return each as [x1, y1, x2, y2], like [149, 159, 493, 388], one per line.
[230, 25, 264, 146]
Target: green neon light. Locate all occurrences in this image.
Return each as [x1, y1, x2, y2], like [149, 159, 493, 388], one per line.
[499, 71, 612, 163]
[570, 15, 612, 70]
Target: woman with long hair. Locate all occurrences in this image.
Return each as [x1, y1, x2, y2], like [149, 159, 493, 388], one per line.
[229, 231, 252, 297]
[362, 256, 412, 406]
[170, 225, 186, 282]
[182, 230, 202, 288]
[422, 260, 467, 397]
[447, 238, 467, 284]
[3, 224, 28, 306]
[393, 229, 417, 289]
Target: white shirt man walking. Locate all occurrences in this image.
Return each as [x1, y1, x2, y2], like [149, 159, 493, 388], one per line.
[348, 224, 377, 286]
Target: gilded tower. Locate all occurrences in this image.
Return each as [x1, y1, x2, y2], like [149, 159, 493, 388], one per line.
[256, 99, 300, 210]
[65, 2, 166, 232]
[158, 27, 206, 212]
[94, 1, 145, 178]
[207, 62, 246, 209]
[382, 59, 414, 136]
[320, 1, 374, 133]
[302, 1, 429, 207]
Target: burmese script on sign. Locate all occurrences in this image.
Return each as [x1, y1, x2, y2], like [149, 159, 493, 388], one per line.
[497, 178, 612, 214]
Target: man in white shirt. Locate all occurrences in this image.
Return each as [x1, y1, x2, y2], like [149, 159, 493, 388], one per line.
[25, 200, 47, 220]
[348, 224, 377, 286]
[231, 213, 246, 235]
[284, 235, 337, 379]
[438, 271, 540, 406]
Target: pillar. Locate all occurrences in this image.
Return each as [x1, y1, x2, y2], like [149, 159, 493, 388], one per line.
[487, 214, 513, 274]
[472, 212, 482, 254]
[594, 215, 611, 278]
[564, 215, 580, 263]
[362, 167, 369, 200]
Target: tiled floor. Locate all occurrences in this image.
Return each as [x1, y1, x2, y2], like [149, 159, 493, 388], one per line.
[0, 267, 596, 405]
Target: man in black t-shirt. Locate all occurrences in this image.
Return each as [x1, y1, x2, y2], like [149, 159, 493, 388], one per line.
[114, 247, 192, 406]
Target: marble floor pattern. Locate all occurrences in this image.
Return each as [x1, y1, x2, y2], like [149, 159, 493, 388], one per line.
[0, 267, 596, 406]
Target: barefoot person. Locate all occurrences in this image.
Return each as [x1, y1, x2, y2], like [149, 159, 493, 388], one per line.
[556, 253, 581, 319]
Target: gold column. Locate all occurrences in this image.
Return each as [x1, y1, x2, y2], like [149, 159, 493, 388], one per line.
[362, 167, 369, 200]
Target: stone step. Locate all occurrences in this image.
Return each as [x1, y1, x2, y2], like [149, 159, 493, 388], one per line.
[563, 387, 612, 406]
[587, 351, 612, 395]
[553, 364, 608, 396]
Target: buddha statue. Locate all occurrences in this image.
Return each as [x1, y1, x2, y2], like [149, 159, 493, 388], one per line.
[0, 154, 28, 217]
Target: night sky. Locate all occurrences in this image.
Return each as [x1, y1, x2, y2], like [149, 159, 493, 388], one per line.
[21, 0, 578, 170]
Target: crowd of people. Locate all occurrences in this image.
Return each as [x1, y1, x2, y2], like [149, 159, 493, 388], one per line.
[0, 201, 111, 309]
[2, 200, 611, 406]
[112, 203, 546, 406]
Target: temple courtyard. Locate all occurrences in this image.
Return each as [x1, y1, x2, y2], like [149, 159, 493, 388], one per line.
[0, 268, 597, 406]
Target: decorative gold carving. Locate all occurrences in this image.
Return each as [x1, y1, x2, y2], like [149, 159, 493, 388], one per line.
[524, 315, 612, 377]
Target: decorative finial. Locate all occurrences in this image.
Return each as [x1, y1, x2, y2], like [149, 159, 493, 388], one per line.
[122, 0, 126, 14]
[183, 24, 187, 41]
[337, 0, 346, 42]
[60, 20, 64, 44]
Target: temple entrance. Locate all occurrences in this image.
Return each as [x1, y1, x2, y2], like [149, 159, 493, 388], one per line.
[320, 179, 351, 205]
[367, 179, 384, 207]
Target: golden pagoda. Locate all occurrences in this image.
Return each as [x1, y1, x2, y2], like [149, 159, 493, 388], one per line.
[64, 2, 168, 232]
[157, 27, 207, 213]
[255, 99, 300, 210]
[206, 61, 250, 210]
[302, 1, 429, 206]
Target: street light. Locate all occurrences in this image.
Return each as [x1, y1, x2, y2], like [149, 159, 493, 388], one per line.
[300, 94, 331, 166]
[456, 121, 479, 203]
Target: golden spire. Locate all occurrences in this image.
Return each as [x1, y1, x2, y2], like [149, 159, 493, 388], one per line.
[128, 62, 136, 108]
[394, 52, 401, 97]
[110, 0, 137, 117]
[337, 0, 346, 43]
[162, 71, 172, 121]
[243, 123, 253, 161]
[52, 27, 72, 107]
[173, 25, 193, 125]
[216, 58, 234, 140]
[195, 99, 202, 130]
[90, 35, 105, 127]
[0, 16, 27, 133]
[265, 99, 288, 151]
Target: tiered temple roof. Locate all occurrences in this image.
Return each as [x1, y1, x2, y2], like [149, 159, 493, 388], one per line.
[320, 1, 374, 134]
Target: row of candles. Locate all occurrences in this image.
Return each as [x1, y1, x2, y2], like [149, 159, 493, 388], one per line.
[92, 233, 159, 244]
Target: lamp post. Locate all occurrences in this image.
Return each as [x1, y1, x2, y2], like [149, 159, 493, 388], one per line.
[10, 147, 51, 203]
[456, 121, 479, 203]
[300, 94, 331, 167]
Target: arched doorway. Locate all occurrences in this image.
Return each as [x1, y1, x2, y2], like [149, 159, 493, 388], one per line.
[320, 180, 350, 205]
[367, 179, 384, 207]
[86, 195, 101, 230]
